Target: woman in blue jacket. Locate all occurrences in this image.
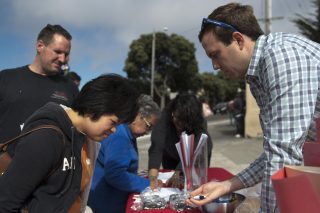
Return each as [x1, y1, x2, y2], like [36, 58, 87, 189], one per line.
[88, 94, 161, 213]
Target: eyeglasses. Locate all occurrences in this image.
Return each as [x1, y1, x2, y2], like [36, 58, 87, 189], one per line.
[201, 18, 238, 32]
[142, 117, 153, 131]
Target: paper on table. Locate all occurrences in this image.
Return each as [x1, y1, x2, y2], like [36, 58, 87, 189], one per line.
[158, 171, 174, 183]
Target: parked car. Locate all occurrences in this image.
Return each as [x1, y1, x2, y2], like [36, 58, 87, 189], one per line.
[213, 102, 228, 115]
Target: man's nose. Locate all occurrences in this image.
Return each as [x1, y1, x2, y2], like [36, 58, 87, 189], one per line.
[58, 54, 68, 63]
[212, 60, 220, 70]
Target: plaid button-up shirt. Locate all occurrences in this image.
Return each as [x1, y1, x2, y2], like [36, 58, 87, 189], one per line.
[236, 33, 320, 213]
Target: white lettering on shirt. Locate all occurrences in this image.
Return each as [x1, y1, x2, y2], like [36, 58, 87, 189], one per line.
[62, 156, 76, 171]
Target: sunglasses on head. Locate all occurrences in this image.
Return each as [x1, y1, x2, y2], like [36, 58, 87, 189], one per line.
[201, 18, 238, 32]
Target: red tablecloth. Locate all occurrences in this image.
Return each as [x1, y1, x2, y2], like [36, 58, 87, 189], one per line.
[125, 167, 234, 213]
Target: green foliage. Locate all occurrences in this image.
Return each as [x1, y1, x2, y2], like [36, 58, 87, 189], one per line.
[198, 72, 245, 107]
[123, 32, 200, 96]
[292, 0, 320, 42]
[124, 32, 244, 109]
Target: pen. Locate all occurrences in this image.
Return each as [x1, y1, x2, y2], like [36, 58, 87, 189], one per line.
[193, 195, 206, 200]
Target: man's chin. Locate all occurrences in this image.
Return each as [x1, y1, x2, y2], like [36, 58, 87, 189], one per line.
[222, 70, 239, 79]
[45, 69, 61, 76]
[227, 74, 239, 79]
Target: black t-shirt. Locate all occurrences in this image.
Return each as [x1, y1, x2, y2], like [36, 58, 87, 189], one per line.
[0, 65, 79, 143]
[0, 102, 85, 212]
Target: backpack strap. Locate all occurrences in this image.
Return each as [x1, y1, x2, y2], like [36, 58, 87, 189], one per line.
[0, 125, 65, 152]
[0, 125, 66, 178]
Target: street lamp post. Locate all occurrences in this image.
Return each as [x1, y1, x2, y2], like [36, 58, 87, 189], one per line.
[150, 30, 156, 99]
[150, 27, 168, 99]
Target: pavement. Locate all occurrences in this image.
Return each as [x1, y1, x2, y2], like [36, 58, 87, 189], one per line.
[137, 114, 264, 175]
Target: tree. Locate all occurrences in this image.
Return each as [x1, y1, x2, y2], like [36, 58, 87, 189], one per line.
[123, 32, 200, 108]
[198, 71, 244, 107]
[292, 0, 320, 42]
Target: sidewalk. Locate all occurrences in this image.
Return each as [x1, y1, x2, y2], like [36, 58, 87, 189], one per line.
[207, 118, 263, 175]
[137, 116, 263, 175]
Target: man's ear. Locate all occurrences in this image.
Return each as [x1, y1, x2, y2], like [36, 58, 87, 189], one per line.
[36, 40, 45, 53]
[232, 32, 245, 50]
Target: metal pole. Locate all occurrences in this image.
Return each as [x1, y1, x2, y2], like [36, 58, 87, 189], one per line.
[150, 30, 156, 99]
[265, 0, 272, 34]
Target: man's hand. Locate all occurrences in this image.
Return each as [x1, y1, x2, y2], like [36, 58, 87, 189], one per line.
[186, 176, 244, 206]
[150, 178, 163, 190]
[148, 168, 163, 190]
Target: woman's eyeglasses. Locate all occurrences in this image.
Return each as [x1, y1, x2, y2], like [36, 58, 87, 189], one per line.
[201, 18, 238, 32]
[142, 117, 153, 131]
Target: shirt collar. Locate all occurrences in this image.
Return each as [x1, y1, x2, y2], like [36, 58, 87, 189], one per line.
[247, 35, 267, 77]
[117, 124, 134, 141]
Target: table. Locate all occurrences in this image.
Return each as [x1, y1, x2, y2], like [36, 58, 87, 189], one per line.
[125, 167, 234, 213]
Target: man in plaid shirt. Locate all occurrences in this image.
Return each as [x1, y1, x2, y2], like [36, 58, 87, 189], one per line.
[187, 3, 320, 212]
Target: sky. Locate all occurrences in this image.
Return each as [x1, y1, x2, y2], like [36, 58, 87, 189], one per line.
[0, 0, 315, 88]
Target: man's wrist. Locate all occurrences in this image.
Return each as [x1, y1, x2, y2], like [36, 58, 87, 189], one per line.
[148, 168, 159, 181]
[149, 175, 158, 181]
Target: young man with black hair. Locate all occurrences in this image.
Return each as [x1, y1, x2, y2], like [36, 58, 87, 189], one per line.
[0, 74, 139, 213]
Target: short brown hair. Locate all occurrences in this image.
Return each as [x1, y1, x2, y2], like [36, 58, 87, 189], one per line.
[199, 3, 264, 45]
[37, 24, 72, 45]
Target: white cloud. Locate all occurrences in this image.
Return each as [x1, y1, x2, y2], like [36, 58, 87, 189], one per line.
[1, 0, 316, 84]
